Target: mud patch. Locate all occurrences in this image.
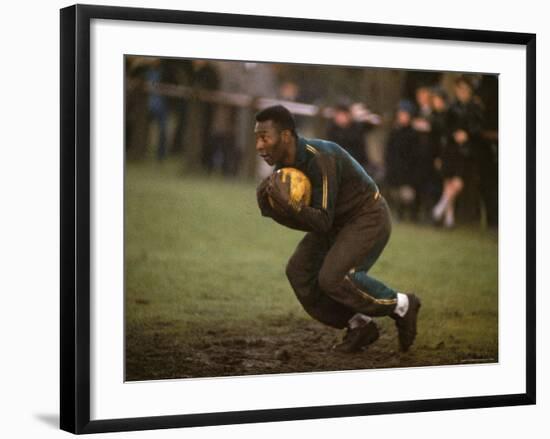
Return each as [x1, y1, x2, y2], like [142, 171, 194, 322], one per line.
[125, 318, 497, 381]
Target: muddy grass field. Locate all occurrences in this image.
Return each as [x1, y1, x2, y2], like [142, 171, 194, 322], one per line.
[125, 161, 498, 381]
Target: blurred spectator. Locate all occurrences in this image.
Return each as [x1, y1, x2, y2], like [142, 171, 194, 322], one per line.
[432, 75, 483, 228]
[145, 58, 168, 160]
[125, 56, 150, 159]
[430, 86, 449, 156]
[384, 100, 421, 221]
[192, 60, 220, 173]
[410, 86, 442, 221]
[403, 72, 442, 102]
[414, 86, 433, 121]
[430, 85, 449, 185]
[326, 102, 380, 170]
[162, 58, 193, 154]
[278, 80, 300, 101]
[216, 61, 279, 178]
[208, 62, 242, 176]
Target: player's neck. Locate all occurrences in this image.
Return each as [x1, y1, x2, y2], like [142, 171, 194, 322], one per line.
[281, 138, 297, 166]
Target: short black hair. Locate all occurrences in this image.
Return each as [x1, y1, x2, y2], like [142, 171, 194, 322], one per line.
[255, 105, 298, 138]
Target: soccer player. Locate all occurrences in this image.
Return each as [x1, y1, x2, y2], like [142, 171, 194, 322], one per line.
[255, 105, 421, 353]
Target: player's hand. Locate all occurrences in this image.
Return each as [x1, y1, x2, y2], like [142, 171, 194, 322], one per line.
[256, 177, 273, 217]
[267, 172, 290, 205]
[267, 173, 298, 214]
[257, 176, 270, 196]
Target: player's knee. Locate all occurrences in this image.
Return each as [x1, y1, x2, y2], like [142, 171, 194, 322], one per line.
[318, 268, 341, 295]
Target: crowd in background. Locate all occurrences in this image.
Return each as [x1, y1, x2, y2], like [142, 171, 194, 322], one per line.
[336, 75, 499, 229]
[125, 57, 498, 229]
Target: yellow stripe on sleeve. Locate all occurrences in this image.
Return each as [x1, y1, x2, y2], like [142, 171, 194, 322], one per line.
[306, 144, 328, 210]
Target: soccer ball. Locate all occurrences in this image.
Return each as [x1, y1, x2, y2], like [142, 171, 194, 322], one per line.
[268, 167, 312, 210]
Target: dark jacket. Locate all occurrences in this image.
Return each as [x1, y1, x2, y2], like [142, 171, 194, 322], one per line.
[446, 100, 483, 159]
[257, 135, 380, 234]
[384, 126, 420, 187]
[326, 122, 371, 167]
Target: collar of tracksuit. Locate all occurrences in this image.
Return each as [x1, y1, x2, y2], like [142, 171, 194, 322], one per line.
[294, 135, 309, 168]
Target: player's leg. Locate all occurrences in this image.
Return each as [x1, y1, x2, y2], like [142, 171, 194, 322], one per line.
[345, 244, 422, 353]
[318, 197, 398, 317]
[443, 176, 464, 228]
[319, 197, 421, 351]
[434, 176, 463, 227]
[286, 232, 355, 329]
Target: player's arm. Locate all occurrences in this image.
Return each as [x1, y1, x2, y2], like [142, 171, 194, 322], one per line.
[295, 155, 338, 233]
[268, 155, 338, 234]
[256, 177, 310, 232]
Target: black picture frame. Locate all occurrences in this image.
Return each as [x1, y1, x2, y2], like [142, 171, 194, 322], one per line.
[60, 4, 536, 434]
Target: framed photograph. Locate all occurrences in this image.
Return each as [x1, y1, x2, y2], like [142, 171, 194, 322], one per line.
[60, 4, 536, 434]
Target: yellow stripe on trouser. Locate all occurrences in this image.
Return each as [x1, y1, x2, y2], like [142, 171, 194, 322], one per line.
[344, 273, 397, 306]
[322, 173, 327, 209]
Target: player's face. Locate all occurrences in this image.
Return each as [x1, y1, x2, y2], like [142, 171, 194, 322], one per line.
[334, 110, 352, 128]
[432, 95, 446, 112]
[455, 81, 472, 103]
[397, 110, 411, 127]
[254, 120, 285, 166]
[416, 87, 431, 107]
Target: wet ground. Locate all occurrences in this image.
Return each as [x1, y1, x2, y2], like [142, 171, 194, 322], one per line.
[125, 317, 497, 381]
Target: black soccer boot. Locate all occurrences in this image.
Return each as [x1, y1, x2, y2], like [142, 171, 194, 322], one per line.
[333, 320, 380, 353]
[392, 293, 421, 352]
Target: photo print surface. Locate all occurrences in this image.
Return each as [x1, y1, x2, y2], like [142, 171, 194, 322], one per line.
[124, 56, 498, 381]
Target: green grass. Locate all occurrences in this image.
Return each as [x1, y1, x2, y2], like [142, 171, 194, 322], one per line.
[125, 160, 498, 380]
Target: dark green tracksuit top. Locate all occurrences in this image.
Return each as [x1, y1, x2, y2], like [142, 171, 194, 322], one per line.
[271, 135, 380, 234]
